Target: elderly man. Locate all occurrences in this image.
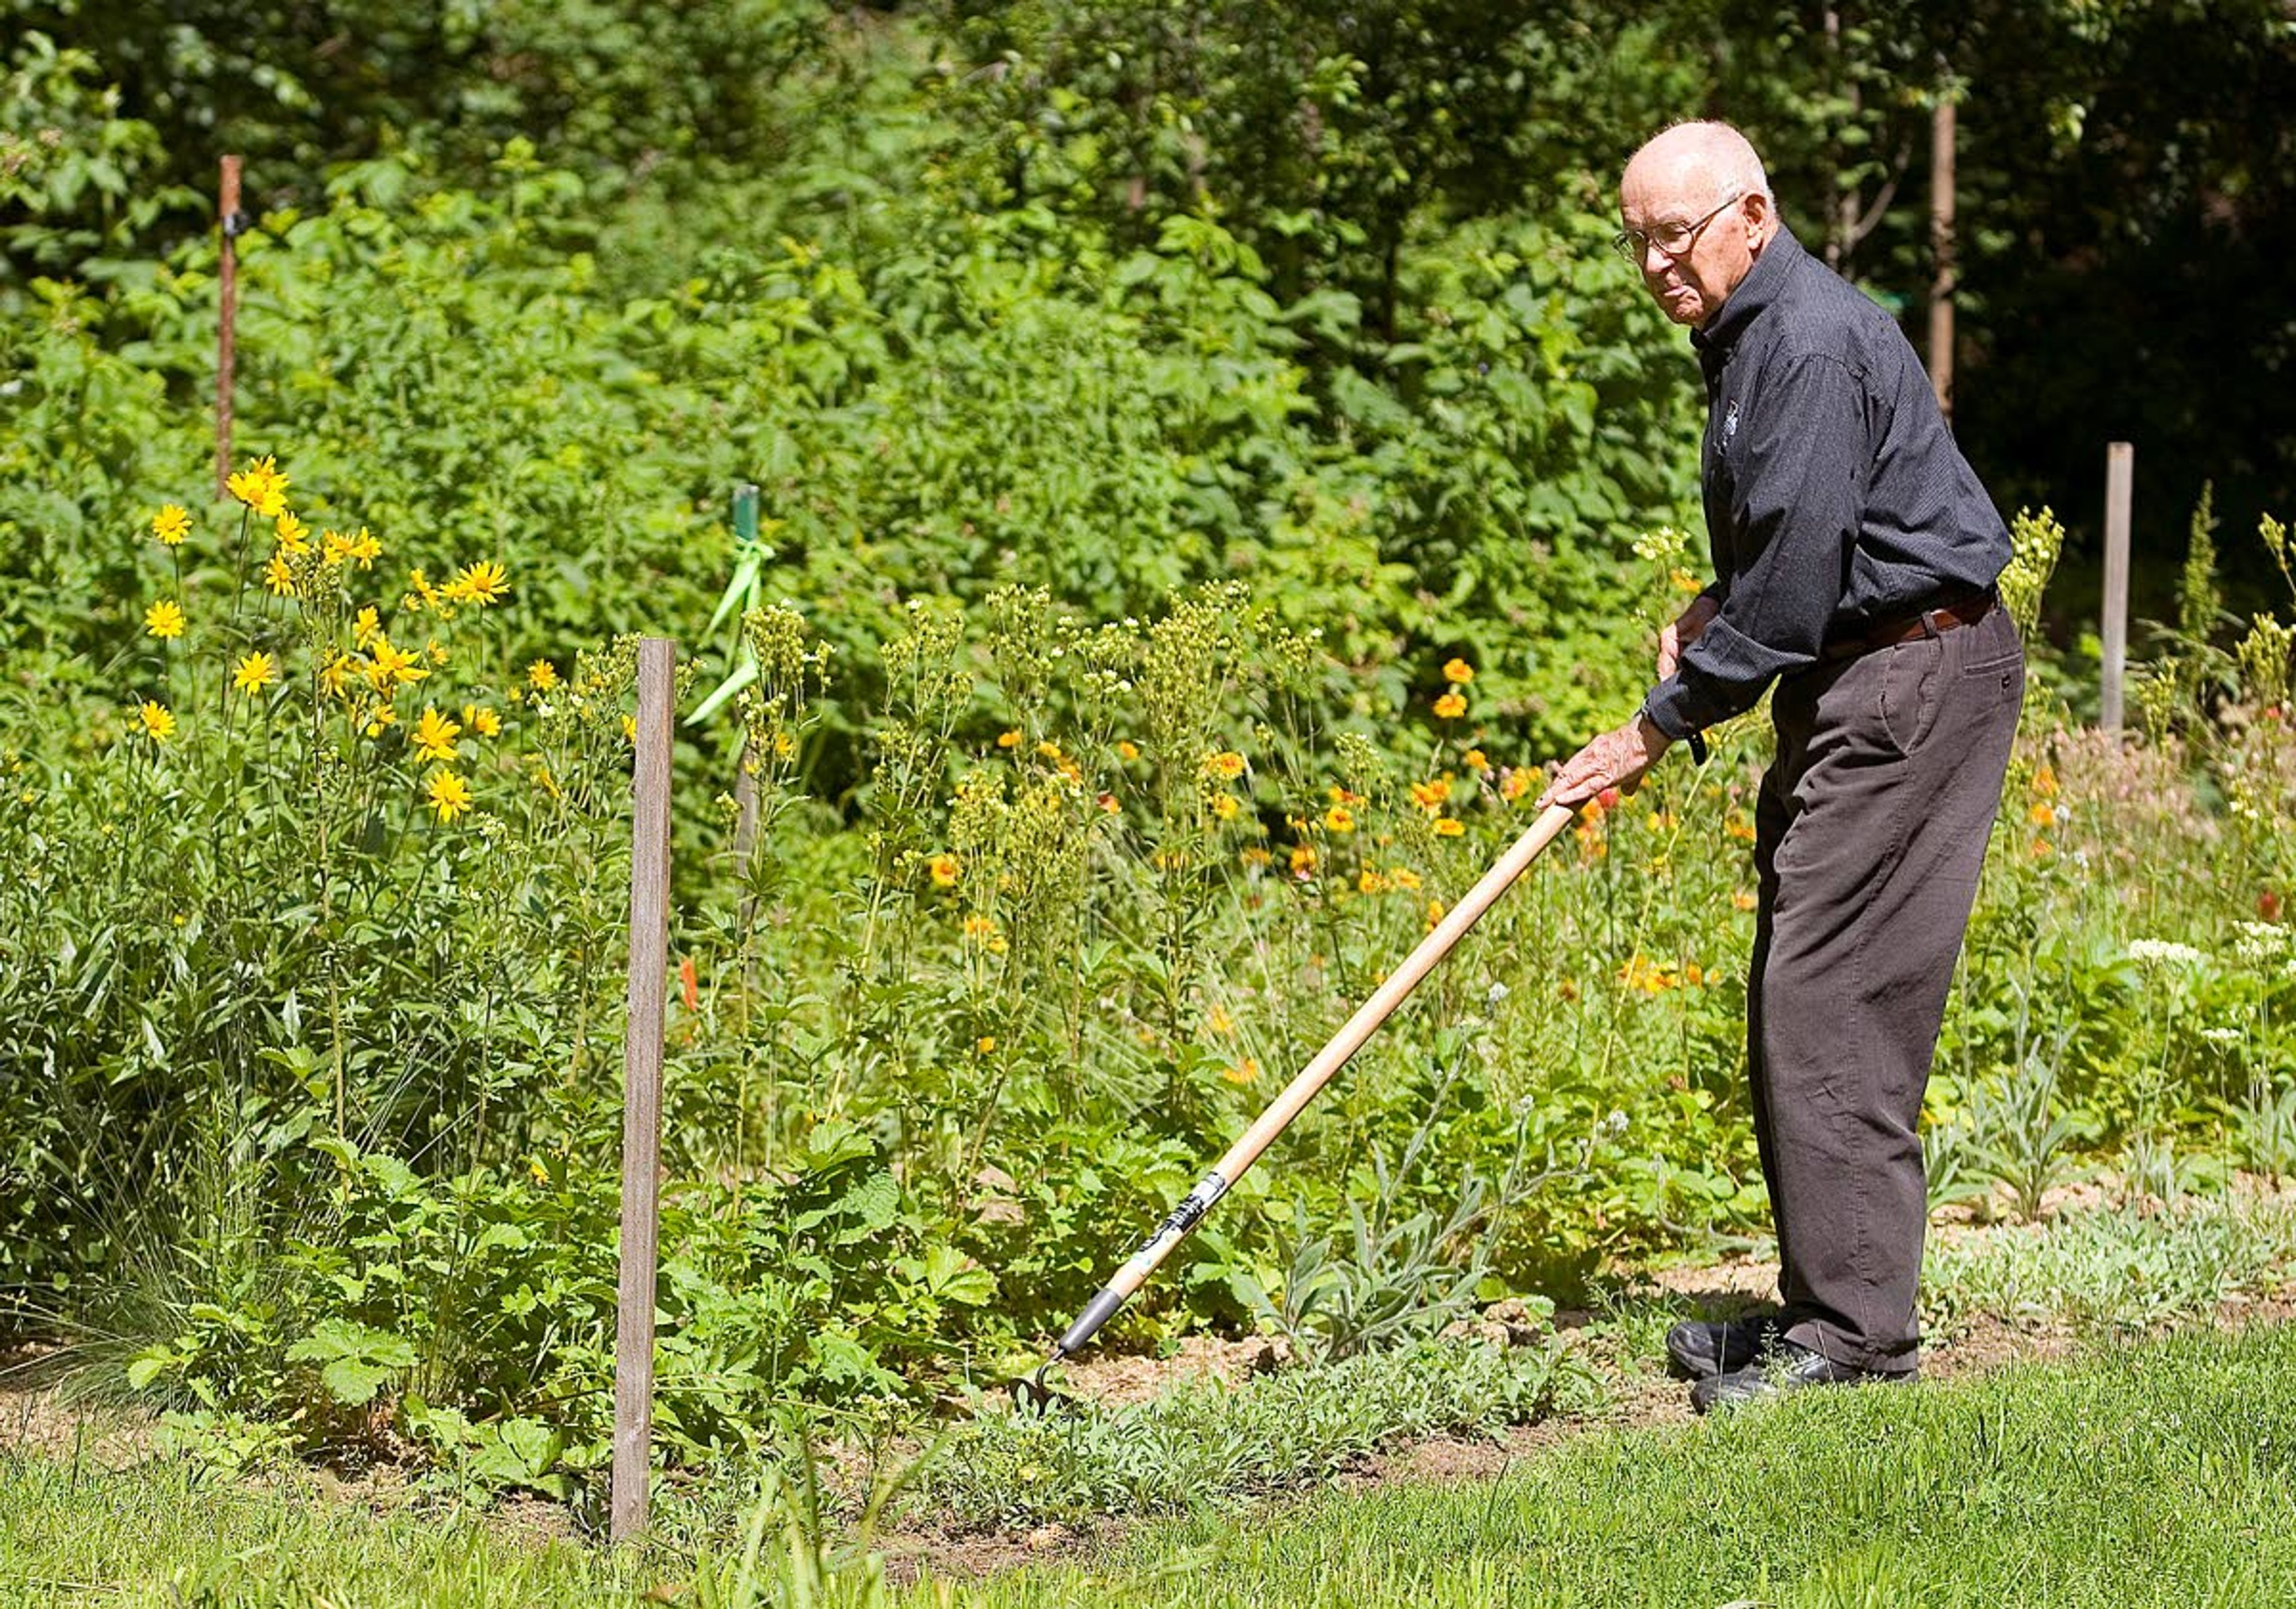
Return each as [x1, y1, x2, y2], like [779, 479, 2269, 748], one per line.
[1539, 122, 2024, 1410]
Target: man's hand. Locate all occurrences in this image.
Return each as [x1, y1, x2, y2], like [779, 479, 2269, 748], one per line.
[1536, 715, 1673, 811]
[1657, 593, 1721, 681]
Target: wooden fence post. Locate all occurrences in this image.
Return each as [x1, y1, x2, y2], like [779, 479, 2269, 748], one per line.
[612, 637, 676, 1544]
[215, 155, 243, 500]
[2101, 442, 2133, 737]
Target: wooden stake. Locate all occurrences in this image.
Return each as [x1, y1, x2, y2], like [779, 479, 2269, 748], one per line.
[611, 637, 676, 1544]
[215, 155, 243, 500]
[1926, 94, 1956, 421]
[2101, 443, 2134, 736]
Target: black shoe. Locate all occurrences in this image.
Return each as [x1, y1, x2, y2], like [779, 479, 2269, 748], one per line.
[1689, 1341, 1916, 1413]
[1664, 1313, 1783, 1380]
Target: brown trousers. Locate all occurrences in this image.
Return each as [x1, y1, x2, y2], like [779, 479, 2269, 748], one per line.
[1751, 603, 2023, 1373]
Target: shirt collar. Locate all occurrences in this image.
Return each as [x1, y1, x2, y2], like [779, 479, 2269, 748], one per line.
[1690, 223, 1805, 358]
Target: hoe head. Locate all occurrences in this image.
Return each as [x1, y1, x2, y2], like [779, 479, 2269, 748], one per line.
[1008, 1354, 1079, 1416]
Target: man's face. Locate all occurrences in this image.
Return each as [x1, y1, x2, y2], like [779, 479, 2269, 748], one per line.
[1619, 161, 1758, 329]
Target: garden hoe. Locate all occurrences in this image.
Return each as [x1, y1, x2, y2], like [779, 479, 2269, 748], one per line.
[1019, 790, 1602, 1412]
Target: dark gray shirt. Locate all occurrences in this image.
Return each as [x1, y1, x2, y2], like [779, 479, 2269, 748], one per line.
[1639, 225, 2011, 741]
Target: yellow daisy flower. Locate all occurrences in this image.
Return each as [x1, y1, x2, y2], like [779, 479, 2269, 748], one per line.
[462, 704, 502, 738]
[144, 600, 187, 640]
[1433, 817, 1465, 838]
[1442, 658, 1475, 685]
[447, 560, 509, 606]
[1433, 691, 1467, 720]
[274, 512, 310, 554]
[425, 769, 472, 824]
[411, 706, 462, 764]
[928, 853, 961, 888]
[137, 700, 176, 743]
[151, 505, 191, 546]
[264, 552, 297, 597]
[527, 660, 560, 692]
[231, 652, 278, 694]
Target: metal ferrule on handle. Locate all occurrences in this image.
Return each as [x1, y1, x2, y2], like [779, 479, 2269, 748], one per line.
[1041, 802, 1577, 1363]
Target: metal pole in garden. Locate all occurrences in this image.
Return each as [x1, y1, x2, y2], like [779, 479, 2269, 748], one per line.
[215, 155, 244, 501]
[612, 637, 676, 1543]
[728, 483, 765, 893]
[2101, 442, 2133, 736]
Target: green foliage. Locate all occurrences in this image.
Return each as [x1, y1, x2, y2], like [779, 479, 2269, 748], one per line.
[921, 1335, 1595, 1527]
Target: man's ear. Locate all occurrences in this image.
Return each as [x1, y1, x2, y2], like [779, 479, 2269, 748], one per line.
[1742, 191, 1773, 254]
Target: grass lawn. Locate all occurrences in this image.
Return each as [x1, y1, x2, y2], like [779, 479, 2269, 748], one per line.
[7, 1320, 2296, 1607]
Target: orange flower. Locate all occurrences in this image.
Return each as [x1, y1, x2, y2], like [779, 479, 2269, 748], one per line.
[1433, 817, 1464, 838]
[1410, 778, 1451, 811]
[928, 853, 961, 887]
[1442, 658, 1475, 685]
[1324, 805, 1356, 834]
[1433, 691, 1467, 720]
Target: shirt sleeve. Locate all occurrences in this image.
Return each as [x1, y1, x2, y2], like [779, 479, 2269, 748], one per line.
[1640, 354, 1871, 740]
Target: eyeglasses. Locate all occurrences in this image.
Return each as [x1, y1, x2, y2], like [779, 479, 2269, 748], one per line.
[1612, 193, 1744, 264]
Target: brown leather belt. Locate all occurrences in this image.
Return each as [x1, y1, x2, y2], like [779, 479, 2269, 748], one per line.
[1820, 588, 1997, 664]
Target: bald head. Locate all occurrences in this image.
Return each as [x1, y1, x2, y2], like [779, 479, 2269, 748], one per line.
[1618, 121, 1778, 329]
[1623, 122, 1773, 213]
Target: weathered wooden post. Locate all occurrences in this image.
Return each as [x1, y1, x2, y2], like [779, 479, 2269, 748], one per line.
[2101, 442, 2133, 736]
[612, 637, 676, 1543]
[215, 155, 244, 500]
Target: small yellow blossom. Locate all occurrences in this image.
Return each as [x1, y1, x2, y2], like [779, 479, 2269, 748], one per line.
[368, 637, 428, 689]
[318, 651, 354, 700]
[427, 639, 449, 667]
[996, 729, 1022, 749]
[1240, 847, 1272, 869]
[1221, 1058, 1260, 1086]
[1207, 1005, 1234, 1034]
[1289, 844, 1318, 876]
[622, 715, 639, 746]
[929, 853, 961, 887]
[344, 527, 381, 568]
[1433, 691, 1467, 720]
[462, 704, 502, 738]
[143, 600, 186, 640]
[2027, 800, 2054, 828]
[1501, 768, 1532, 802]
[2033, 763, 2059, 799]
[1433, 817, 1465, 838]
[1426, 899, 1446, 929]
[231, 652, 277, 695]
[1036, 739, 1064, 761]
[977, 1036, 997, 1054]
[1324, 805, 1356, 834]
[363, 703, 399, 737]
[1388, 866, 1422, 891]
[1203, 750, 1248, 780]
[1118, 740, 1141, 762]
[1442, 658, 1475, 685]
[1410, 778, 1451, 811]
[274, 512, 310, 554]
[426, 768, 472, 823]
[1464, 749, 1489, 772]
[961, 914, 1001, 945]
[447, 560, 510, 606]
[411, 706, 462, 764]
[1732, 889, 1759, 911]
[528, 660, 560, 692]
[225, 454, 289, 518]
[137, 700, 176, 743]
[151, 505, 190, 546]
[1358, 869, 1389, 894]
[264, 552, 297, 597]
[1211, 792, 1241, 820]
[353, 606, 382, 648]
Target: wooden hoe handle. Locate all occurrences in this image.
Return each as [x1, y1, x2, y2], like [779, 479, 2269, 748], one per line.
[1046, 802, 1578, 1361]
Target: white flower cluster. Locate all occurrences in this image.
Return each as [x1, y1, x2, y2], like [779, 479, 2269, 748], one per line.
[2199, 1025, 2246, 1046]
[2128, 938, 2210, 969]
[2233, 922, 2292, 963]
